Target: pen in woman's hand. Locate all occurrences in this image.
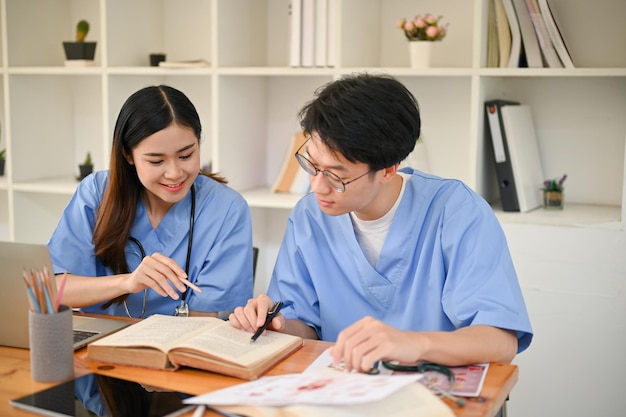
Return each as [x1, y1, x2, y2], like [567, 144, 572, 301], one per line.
[250, 300, 283, 342]
[179, 277, 202, 293]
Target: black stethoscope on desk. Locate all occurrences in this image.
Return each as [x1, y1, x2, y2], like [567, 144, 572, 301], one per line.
[126, 185, 196, 318]
[367, 361, 466, 407]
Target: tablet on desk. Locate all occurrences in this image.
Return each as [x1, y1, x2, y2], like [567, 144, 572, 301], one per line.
[10, 373, 194, 417]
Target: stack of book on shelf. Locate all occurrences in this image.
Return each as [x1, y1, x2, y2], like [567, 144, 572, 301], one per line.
[85, 314, 303, 380]
[289, 0, 337, 67]
[158, 59, 210, 68]
[486, 0, 574, 68]
[272, 131, 311, 195]
[484, 100, 546, 212]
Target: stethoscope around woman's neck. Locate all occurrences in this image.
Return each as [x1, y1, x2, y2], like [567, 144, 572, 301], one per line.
[127, 185, 196, 318]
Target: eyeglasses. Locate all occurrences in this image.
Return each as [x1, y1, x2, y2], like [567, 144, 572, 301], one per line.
[294, 137, 371, 193]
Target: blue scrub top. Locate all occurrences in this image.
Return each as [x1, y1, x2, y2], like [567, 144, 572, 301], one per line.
[268, 168, 533, 353]
[47, 171, 254, 316]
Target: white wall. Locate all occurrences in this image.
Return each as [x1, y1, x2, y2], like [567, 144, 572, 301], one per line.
[503, 223, 626, 417]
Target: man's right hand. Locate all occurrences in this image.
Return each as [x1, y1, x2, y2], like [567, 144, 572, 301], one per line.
[229, 294, 284, 333]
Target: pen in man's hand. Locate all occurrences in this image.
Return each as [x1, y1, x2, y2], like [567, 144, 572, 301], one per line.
[250, 300, 283, 342]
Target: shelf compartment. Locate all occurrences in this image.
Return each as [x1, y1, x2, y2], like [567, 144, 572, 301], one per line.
[479, 76, 626, 215]
[6, 0, 100, 67]
[215, 74, 332, 191]
[106, 0, 211, 67]
[13, 191, 72, 244]
[8, 74, 104, 183]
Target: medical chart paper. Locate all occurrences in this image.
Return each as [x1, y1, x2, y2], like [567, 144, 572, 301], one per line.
[184, 372, 421, 407]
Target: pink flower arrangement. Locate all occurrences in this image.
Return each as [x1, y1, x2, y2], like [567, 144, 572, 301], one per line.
[397, 14, 448, 41]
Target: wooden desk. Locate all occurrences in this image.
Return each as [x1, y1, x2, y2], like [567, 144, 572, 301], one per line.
[1, 341, 517, 417]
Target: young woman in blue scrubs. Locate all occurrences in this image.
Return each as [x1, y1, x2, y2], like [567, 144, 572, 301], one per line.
[230, 73, 533, 371]
[48, 85, 253, 318]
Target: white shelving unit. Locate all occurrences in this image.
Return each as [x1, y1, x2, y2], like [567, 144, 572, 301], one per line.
[0, 0, 624, 275]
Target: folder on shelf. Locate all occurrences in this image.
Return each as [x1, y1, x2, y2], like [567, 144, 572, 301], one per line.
[485, 100, 521, 211]
[289, 166, 311, 195]
[272, 132, 309, 194]
[485, 100, 545, 212]
[500, 105, 545, 212]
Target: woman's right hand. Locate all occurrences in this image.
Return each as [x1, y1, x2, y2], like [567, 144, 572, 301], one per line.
[125, 253, 201, 299]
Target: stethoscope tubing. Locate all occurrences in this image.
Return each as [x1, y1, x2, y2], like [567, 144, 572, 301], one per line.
[128, 184, 196, 312]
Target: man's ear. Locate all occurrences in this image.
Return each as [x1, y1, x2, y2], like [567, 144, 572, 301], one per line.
[380, 163, 399, 183]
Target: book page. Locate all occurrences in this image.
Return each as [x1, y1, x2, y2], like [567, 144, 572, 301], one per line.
[88, 315, 223, 352]
[174, 322, 300, 367]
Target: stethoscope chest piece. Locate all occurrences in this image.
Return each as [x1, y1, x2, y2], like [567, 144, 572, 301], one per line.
[174, 300, 189, 317]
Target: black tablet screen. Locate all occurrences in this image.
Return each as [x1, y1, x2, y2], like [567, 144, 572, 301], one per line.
[10, 373, 193, 417]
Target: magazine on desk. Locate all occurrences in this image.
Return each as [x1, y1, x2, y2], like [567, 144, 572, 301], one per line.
[85, 314, 303, 380]
[304, 348, 489, 397]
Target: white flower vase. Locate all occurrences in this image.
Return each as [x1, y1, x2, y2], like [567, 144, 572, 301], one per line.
[409, 41, 434, 68]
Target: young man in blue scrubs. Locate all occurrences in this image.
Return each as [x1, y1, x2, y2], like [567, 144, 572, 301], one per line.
[230, 73, 532, 372]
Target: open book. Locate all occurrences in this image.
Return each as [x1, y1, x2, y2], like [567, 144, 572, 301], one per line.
[86, 314, 303, 380]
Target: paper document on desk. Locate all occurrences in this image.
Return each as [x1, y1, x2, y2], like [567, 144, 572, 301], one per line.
[185, 372, 421, 407]
[185, 373, 454, 417]
[184, 346, 455, 417]
[197, 383, 455, 417]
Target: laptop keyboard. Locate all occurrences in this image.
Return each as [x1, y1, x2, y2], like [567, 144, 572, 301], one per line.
[73, 329, 100, 344]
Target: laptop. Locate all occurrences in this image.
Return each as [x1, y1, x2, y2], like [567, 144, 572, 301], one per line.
[0, 241, 130, 350]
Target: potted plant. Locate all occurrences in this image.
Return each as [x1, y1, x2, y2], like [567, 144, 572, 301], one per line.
[0, 148, 5, 176]
[397, 14, 449, 68]
[63, 20, 97, 61]
[78, 151, 93, 181]
[542, 174, 567, 209]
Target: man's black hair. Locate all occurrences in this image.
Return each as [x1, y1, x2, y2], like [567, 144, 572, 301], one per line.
[299, 73, 421, 170]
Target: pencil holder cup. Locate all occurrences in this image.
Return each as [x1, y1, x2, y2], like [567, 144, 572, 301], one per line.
[28, 304, 74, 382]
